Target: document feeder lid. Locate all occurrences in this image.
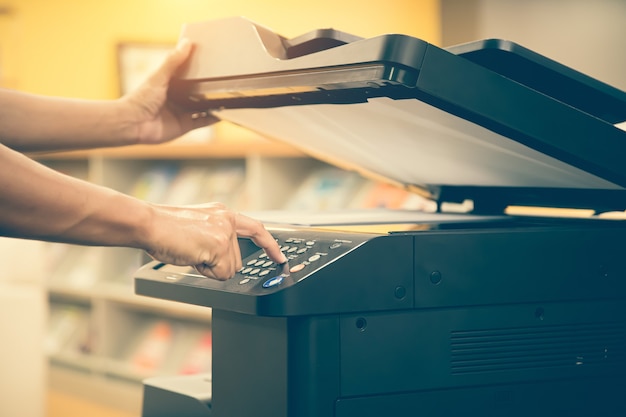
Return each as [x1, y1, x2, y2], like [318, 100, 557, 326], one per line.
[169, 17, 626, 212]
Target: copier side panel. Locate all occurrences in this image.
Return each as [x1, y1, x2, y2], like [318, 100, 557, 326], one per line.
[335, 376, 626, 417]
[338, 301, 626, 416]
[338, 223, 626, 417]
[412, 224, 626, 308]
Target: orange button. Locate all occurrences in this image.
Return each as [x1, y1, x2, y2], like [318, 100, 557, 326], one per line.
[290, 263, 306, 273]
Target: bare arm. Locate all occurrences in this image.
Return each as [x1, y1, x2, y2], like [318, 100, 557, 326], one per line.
[0, 39, 217, 153]
[0, 39, 285, 279]
[0, 144, 286, 279]
[0, 90, 136, 152]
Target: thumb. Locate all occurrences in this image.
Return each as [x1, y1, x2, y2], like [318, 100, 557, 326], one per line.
[168, 38, 193, 73]
[147, 38, 193, 86]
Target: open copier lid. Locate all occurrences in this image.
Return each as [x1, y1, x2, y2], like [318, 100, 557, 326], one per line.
[170, 17, 626, 214]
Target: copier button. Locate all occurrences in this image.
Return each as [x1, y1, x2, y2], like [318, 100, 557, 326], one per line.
[308, 254, 321, 262]
[241, 267, 253, 274]
[290, 264, 306, 273]
[262, 275, 284, 288]
[259, 270, 271, 277]
[249, 268, 261, 275]
[262, 260, 273, 268]
[329, 242, 342, 249]
[247, 259, 258, 266]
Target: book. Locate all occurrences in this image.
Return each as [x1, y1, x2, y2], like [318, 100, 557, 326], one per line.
[179, 331, 212, 375]
[285, 167, 365, 211]
[130, 320, 173, 372]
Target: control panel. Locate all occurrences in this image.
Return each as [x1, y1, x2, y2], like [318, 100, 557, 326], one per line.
[134, 227, 407, 316]
[237, 234, 363, 289]
[145, 229, 371, 294]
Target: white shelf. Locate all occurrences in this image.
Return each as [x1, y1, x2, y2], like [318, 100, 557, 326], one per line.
[49, 365, 144, 414]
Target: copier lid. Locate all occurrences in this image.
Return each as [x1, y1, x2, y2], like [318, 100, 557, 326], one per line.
[170, 17, 626, 212]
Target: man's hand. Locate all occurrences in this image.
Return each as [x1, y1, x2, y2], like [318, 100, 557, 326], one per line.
[145, 203, 287, 280]
[122, 39, 219, 146]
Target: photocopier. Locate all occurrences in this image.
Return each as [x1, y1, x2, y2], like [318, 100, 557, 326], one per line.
[134, 17, 626, 417]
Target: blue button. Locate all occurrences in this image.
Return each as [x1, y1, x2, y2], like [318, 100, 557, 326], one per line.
[262, 275, 285, 288]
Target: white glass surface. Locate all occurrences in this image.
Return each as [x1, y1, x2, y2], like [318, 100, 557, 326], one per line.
[217, 97, 621, 190]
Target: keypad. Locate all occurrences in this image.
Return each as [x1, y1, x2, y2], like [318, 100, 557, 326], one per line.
[237, 236, 348, 285]
[238, 237, 319, 283]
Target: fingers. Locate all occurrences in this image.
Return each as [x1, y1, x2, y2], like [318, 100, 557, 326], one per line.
[202, 233, 242, 280]
[147, 204, 284, 281]
[195, 213, 283, 280]
[235, 213, 288, 265]
[194, 260, 237, 281]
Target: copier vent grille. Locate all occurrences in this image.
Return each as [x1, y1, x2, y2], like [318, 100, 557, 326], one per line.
[450, 322, 626, 375]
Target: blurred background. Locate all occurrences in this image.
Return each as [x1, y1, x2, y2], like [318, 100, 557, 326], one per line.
[0, 0, 440, 97]
[0, 1, 624, 417]
[442, 0, 626, 90]
[1, 0, 625, 97]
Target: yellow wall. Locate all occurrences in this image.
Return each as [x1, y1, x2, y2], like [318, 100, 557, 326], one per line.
[0, 0, 440, 99]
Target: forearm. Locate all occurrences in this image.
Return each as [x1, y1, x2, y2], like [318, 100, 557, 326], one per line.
[0, 89, 139, 152]
[0, 144, 152, 247]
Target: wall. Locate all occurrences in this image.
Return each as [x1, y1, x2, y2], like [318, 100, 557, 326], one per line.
[441, 0, 626, 91]
[0, 0, 440, 99]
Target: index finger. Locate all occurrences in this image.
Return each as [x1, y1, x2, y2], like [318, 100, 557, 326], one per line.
[235, 213, 287, 264]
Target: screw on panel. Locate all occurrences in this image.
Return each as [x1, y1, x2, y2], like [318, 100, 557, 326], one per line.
[430, 271, 442, 285]
[355, 317, 367, 332]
